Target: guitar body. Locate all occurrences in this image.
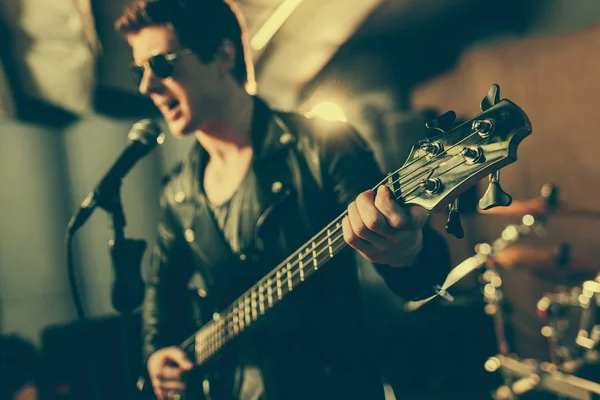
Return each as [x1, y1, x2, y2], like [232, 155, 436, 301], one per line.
[137, 345, 243, 400]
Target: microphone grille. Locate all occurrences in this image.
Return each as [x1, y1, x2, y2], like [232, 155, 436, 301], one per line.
[128, 118, 163, 148]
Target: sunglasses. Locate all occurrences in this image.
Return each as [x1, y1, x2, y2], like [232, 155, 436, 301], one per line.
[130, 49, 192, 86]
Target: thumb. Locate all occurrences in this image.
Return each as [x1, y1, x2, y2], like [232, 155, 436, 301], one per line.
[408, 205, 429, 229]
[167, 348, 194, 370]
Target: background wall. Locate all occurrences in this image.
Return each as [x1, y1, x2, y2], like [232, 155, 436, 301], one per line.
[414, 21, 600, 272]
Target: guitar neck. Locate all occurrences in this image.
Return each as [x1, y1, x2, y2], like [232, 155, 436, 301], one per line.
[186, 172, 408, 365]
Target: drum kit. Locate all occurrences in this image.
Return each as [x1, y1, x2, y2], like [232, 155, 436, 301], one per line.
[408, 184, 600, 399]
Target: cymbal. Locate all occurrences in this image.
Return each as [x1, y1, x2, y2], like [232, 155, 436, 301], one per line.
[491, 243, 598, 285]
[478, 197, 600, 218]
[491, 243, 568, 268]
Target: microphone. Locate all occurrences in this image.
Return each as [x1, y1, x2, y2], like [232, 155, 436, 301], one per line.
[67, 119, 164, 233]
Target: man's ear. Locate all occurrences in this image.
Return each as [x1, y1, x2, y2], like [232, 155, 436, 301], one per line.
[216, 39, 236, 77]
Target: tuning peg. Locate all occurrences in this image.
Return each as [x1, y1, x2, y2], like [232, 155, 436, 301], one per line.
[481, 83, 500, 111]
[479, 170, 512, 210]
[446, 198, 464, 239]
[426, 110, 456, 133]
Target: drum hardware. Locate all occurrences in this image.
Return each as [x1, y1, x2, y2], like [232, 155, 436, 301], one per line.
[476, 184, 600, 398]
[486, 354, 600, 400]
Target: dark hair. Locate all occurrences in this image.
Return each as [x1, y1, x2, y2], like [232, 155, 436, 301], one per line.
[115, 0, 254, 89]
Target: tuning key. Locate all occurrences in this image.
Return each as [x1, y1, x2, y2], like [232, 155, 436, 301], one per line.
[419, 140, 444, 156]
[460, 146, 485, 164]
[472, 119, 495, 138]
[481, 83, 500, 111]
[446, 198, 464, 239]
[479, 170, 512, 210]
[426, 110, 457, 133]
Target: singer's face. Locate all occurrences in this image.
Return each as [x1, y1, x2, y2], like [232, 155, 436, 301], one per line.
[128, 25, 225, 136]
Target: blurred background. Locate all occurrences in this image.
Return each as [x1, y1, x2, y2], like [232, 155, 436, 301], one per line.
[1, 0, 600, 399]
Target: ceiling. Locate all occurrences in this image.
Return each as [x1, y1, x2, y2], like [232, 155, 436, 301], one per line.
[0, 0, 456, 115]
[1, 0, 599, 119]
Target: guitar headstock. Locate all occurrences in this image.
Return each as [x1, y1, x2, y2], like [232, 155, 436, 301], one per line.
[383, 84, 531, 237]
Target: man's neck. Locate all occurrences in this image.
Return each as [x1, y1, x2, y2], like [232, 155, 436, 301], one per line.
[195, 90, 255, 166]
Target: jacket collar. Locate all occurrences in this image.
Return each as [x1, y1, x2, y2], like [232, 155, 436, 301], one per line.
[251, 96, 297, 162]
[186, 96, 296, 172]
[171, 96, 299, 277]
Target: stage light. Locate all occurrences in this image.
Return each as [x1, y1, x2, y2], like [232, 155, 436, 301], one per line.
[306, 102, 347, 122]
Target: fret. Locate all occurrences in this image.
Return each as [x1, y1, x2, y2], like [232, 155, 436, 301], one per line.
[238, 301, 245, 331]
[210, 323, 216, 354]
[258, 284, 265, 314]
[286, 262, 293, 291]
[251, 291, 258, 321]
[387, 172, 394, 193]
[276, 270, 282, 300]
[219, 322, 225, 348]
[298, 253, 304, 281]
[312, 241, 318, 271]
[195, 330, 204, 360]
[231, 312, 239, 336]
[244, 297, 251, 326]
[185, 208, 356, 368]
[267, 278, 274, 307]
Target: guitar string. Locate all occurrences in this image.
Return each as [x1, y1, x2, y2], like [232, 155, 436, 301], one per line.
[186, 136, 480, 358]
[213, 128, 482, 323]
[191, 156, 472, 359]
[185, 129, 483, 357]
[203, 130, 481, 334]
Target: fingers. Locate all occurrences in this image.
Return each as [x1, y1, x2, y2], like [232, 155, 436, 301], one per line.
[152, 368, 186, 400]
[153, 376, 185, 400]
[163, 348, 193, 370]
[342, 215, 375, 256]
[348, 198, 388, 249]
[343, 186, 429, 264]
[148, 348, 193, 400]
[373, 185, 410, 229]
[407, 205, 430, 229]
[157, 366, 183, 381]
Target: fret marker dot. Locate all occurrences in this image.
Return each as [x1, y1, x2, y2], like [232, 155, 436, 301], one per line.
[271, 181, 283, 194]
[279, 132, 294, 144]
[175, 191, 186, 203]
[185, 229, 195, 242]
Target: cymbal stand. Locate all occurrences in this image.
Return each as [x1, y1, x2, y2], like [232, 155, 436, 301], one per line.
[474, 214, 547, 397]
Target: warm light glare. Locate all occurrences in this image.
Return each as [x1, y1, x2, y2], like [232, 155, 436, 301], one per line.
[484, 357, 500, 372]
[501, 225, 519, 241]
[307, 102, 348, 122]
[476, 243, 492, 255]
[251, 0, 304, 50]
[522, 214, 535, 226]
[484, 284, 496, 296]
[541, 326, 553, 337]
[491, 275, 502, 288]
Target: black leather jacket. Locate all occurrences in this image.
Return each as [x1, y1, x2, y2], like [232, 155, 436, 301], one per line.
[143, 98, 451, 398]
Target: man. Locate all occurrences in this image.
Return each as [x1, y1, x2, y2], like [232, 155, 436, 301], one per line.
[115, 1, 451, 399]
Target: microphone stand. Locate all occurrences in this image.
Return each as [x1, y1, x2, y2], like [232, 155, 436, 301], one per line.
[103, 186, 146, 400]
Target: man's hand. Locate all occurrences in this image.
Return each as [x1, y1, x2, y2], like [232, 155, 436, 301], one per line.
[147, 347, 193, 400]
[342, 185, 429, 266]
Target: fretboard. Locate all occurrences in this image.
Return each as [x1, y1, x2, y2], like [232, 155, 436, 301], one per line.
[183, 169, 420, 364]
